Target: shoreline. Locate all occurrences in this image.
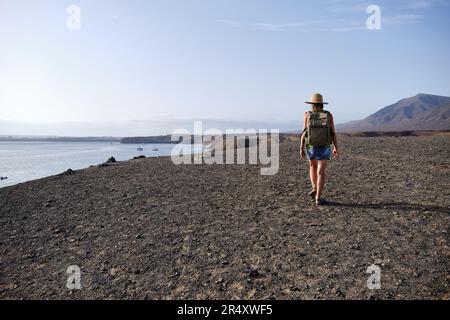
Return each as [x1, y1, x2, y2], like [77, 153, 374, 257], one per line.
[0, 142, 204, 189]
[0, 141, 242, 190]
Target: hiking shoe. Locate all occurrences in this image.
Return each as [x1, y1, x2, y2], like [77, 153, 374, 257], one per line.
[309, 189, 317, 199]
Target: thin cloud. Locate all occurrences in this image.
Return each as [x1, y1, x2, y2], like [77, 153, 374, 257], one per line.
[326, 0, 370, 13]
[281, 0, 442, 32]
[215, 19, 242, 28]
[330, 14, 422, 32]
[331, 24, 366, 32]
[108, 15, 119, 22]
[217, 2, 425, 34]
[326, 0, 436, 13]
[332, 13, 423, 32]
[216, 19, 323, 32]
[405, 0, 433, 10]
[250, 21, 323, 32]
[383, 14, 423, 26]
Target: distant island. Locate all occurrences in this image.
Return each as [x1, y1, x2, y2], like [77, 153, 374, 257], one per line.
[120, 135, 181, 144]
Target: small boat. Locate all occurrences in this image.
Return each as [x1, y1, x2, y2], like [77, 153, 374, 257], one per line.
[152, 148, 159, 151]
[137, 147, 144, 151]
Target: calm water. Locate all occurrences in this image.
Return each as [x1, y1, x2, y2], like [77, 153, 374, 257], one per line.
[0, 141, 197, 188]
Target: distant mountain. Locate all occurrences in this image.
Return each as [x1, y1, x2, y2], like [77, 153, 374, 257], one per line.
[337, 94, 450, 132]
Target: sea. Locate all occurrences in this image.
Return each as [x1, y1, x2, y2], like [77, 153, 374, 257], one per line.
[0, 141, 200, 188]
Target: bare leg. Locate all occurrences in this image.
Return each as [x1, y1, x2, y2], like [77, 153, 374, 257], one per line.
[316, 160, 328, 200]
[309, 160, 318, 191]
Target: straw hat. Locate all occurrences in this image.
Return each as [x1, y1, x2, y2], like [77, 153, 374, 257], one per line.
[305, 93, 328, 105]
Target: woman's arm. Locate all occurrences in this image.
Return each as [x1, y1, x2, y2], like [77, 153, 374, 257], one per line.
[329, 113, 340, 158]
[300, 112, 308, 159]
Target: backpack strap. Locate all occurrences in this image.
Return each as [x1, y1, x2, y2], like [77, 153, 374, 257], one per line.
[306, 111, 312, 127]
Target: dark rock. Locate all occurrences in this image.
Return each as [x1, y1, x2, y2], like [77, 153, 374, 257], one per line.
[168, 272, 180, 279]
[106, 157, 116, 163]
[62, 169, 75, 175]
[248, 269, 261, 278]
[334, 288, 344, 297]
[44, 200, 54, 207]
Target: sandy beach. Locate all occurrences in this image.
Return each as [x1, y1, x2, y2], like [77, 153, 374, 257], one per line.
[0, 135, 449, 299]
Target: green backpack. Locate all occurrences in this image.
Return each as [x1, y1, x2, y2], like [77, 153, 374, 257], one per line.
[306, 111, 332, 147]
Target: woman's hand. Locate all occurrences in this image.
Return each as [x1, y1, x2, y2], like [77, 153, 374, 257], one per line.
[332, 146, 339, 159]
[300, 147, 306, 160]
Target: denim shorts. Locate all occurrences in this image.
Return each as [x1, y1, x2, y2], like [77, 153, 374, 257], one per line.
[306, 146, 332, 161]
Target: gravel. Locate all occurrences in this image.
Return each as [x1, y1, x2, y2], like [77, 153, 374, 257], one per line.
[0, 135, 448, 299]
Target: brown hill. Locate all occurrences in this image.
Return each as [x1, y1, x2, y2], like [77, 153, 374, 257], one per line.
[338, 94, 450, 132]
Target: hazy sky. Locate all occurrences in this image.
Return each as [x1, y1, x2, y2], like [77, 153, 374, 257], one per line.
[1, 0, 450, 135]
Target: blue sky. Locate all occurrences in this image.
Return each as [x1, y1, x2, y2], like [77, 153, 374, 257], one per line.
[1, 0, 450, 135]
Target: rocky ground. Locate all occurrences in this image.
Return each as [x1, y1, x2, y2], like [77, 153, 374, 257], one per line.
[0, 135, 449, 299]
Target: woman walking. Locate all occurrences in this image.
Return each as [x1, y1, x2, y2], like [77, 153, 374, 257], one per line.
[300, 93, 339, 206]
